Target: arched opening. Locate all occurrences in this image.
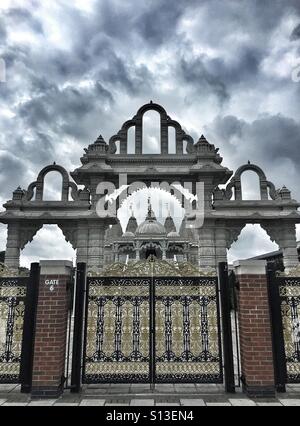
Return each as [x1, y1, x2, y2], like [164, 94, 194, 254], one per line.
[240, 171, 261, 200]
[227, 224, 279, 264]
[115, 140, 120, 154]
[142, 110, 160, 154]
[168, 126, 176, 154]
[20, 225, 75, 268]
[117, 187, 185, 232]
[43, 171, 63, 201]
[127, 126, 135, 154]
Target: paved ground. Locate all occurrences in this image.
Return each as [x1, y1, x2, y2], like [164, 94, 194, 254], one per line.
[0, 383, 300, 406]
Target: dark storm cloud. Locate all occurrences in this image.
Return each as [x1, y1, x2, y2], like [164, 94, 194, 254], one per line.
[5, 8, 44, 34]
[205, 113, 300, 198]
[0, 153, 28, 200]
[291, 23, 300, 40]
[180, 56, 229, 104]
[133, 0, 189, 47]
[0, 0, 300, 260]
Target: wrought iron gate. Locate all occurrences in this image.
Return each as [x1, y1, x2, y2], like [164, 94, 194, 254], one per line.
[278, 276, 300, 383]
[0, 276, 27, 383]
[267, 267, 300, 388]
[82, 275, 223, 384]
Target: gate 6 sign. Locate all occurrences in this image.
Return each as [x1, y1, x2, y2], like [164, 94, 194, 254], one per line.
[44, 278, 59, 292]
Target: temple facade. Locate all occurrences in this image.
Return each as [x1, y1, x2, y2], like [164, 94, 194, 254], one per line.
[0, 102, 299, 273]
[104, 201, 198, 265]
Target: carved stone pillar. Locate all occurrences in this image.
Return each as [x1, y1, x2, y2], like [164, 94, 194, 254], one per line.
[197, 227, 216, 269]
[261, 221, 299, 272]
[215, 228, 228, 264]
[135, 241, 140, 260]
[4, 222, 21, 270]
[76, 223, 88, 264]
[86, 221, 106, 270]
[161, 241, 167, 260]
[114, 244, 119, 262]
[280, 223, 299, 271]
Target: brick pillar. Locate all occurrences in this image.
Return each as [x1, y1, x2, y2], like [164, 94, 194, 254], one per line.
[31, 260, 73, 398]
[234, 260, 275, 398]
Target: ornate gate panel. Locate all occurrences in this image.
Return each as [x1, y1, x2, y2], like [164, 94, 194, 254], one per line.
[279, 276, 300, 383]
[154, 277, 223, 383]
[83, 277, 151, 383]
[83, 273, 223, 384]
[0, 277, 27, 383]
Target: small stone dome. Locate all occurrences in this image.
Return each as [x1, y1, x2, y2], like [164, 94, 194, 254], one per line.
[136, 220, 166, 235]
[122, 231, 135, 238]
[167, 231, 180, 238]
[136, 203, 166, 235]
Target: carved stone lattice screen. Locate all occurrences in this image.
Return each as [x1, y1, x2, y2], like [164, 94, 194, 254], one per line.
[279, 276, 300, 383]
[0, 277, 27, 383]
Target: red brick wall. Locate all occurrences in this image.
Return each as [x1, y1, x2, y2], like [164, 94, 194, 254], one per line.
[31, 274, 69, 396]
[237, 273, 275, 394]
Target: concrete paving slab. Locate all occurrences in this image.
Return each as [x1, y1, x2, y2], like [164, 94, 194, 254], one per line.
[279, 399, 300, 406]
[206, 402, 232, 406]
[229, 399, 256, 406]
[130, 399, 155, 406]
[2, 402, 29, 406]
[256, 402, 282, 406]
[79, 399, 106, 406]
[180, 399, 205, 406]
[27, 400, 55, 406]
[155, 402, 180, 406]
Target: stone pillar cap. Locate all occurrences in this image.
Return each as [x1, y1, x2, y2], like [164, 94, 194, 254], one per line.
[40, 260, 73, 275]
[233, 259, 266, 275]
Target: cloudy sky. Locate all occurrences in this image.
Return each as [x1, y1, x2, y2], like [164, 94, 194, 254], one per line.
[0, 0, 299, 266]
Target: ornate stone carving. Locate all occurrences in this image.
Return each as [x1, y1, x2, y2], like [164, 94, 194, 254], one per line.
[224, 163, 280, 201]
[58, 224, 78, 249]
[19, 225, 43, 250]
[226, 226, 244, 249]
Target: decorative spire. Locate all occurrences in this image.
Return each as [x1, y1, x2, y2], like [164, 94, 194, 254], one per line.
[194, 134, 222, 164]
[146, 197, 156, 220]
[94, 134, 106, 144]
[12, 186, 24, 201]
[126, 205, 138, 233]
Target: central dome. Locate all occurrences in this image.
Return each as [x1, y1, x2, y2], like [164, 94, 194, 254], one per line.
[136, 204, 166, 235]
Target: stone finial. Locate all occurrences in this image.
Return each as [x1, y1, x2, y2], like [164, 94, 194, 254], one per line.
[78, 188, 90, 202]
[12, 186, 24, 201]
[82, 134, 109, 161]
[194, 134, 221, 163]
[279, 185, 291, 200]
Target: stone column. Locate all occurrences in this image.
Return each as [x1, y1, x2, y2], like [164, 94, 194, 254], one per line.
[135, 242, 140, 260]
[4, 222, 20, 271]
[161, 241, 167, 260]
[198, 227, 216, 269]
[262, 222, 299, 272]
[31, 260, 73, 398]
[76, 222, 88, 264]
[215, 228, 228, 264]
[114, 244, 119, 262]
[234, 260, 275, 398]
[86, 221, 106, 270]
[280, 223, 299, 271]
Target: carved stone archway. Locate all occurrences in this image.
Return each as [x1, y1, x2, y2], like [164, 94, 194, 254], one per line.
[0, 102, 299, 272]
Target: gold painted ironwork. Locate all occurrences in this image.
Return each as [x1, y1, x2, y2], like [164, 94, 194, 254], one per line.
[279, 277, 300, 382]
[89, 258, 217, 277]
[83, 267, 222, 384]
[0, 277, 27, 383]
